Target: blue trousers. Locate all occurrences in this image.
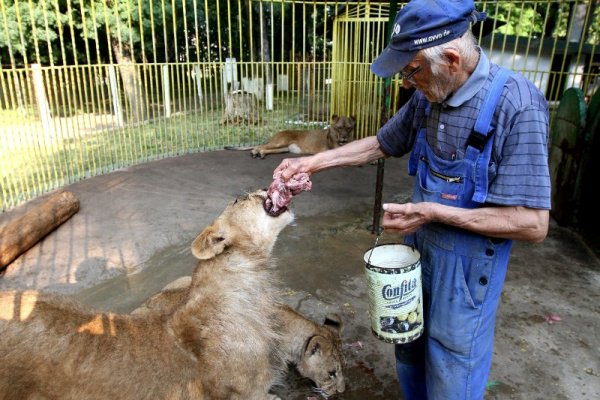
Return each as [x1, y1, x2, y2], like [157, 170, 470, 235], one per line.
[397, 224, 511, 400]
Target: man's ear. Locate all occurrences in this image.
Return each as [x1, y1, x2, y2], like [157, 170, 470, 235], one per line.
[443, 48, 461, 72]
[191, 223, 229, 260]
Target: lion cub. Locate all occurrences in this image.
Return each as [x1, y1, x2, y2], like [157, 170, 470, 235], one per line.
[225, 115, 356, 159]
[133, 276, 346, 397]
[0, 189, 293, 400]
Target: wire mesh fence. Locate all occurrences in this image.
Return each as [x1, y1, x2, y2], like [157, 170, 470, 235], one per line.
[0, 0, 598, 211]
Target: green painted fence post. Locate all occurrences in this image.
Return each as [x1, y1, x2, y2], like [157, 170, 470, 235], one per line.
[548, 87, 586, 226]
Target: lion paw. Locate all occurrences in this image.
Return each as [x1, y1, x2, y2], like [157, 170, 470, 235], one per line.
[251, 150, 266, 159]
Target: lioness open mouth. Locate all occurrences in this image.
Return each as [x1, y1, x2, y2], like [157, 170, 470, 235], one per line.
[264, 172, 312, 217]
[263, 198, 287, 217]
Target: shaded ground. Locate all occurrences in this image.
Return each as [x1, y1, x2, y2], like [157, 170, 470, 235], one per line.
[1, 150, 599, 399]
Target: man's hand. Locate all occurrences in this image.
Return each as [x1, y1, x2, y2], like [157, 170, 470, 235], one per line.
[272, 156, 313, 181]
[381, 203, 431, 234]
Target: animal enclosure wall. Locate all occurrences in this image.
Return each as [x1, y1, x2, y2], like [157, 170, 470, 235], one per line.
[0, 0, 599, 211]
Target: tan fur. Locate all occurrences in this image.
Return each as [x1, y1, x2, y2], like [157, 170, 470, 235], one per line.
[226, 115, 356, 159]
[279, 304, 345, 397]
[133, 276, 346, 397]
[0, 189, 293, 400]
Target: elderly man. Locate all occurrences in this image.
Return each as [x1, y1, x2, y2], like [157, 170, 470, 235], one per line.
[273, 0, 551, 399]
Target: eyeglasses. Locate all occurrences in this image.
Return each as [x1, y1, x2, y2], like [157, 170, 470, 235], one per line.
[400, 65, 421, 84]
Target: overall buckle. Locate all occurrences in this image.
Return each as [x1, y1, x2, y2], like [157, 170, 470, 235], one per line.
[466, 131, 487, 151]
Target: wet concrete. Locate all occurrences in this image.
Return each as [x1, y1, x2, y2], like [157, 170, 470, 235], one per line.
[1, 150, 599, 399]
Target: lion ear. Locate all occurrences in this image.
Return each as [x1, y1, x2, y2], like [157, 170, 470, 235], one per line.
[305, 336, 324, 356]
[191, 224, 228, 260]
[324, 313, 343, 335]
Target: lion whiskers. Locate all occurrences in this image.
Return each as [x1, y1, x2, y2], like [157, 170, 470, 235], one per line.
[311, 386, 331, 399]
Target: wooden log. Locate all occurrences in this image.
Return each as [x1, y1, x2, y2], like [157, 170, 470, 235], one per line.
[0, 191, 80, 270]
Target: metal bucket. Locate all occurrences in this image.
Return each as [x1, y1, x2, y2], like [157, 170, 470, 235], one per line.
[363, 244, 424, 344]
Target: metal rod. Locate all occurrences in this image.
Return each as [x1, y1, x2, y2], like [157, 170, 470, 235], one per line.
[370, 157, 385, 234]
[369, 0, 397, 234]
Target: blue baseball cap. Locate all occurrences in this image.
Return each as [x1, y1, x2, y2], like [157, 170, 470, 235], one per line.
[371, 0, 486, 78]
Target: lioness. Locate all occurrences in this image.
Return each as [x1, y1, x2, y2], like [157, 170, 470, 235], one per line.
[225, 115, 356, 159]
[0, 189, 293, 400]
[133, 276, 346, 397]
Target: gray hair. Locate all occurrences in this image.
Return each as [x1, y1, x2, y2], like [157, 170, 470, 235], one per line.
[419, 30, 479, 75]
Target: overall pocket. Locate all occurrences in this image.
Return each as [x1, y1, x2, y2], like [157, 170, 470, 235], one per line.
[417, 156, 465, 206]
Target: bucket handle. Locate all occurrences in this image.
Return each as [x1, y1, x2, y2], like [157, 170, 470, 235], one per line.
[366, 229, 384, 266]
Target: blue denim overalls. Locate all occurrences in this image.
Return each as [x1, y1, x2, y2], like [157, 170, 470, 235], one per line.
[395, 68, 513, 400]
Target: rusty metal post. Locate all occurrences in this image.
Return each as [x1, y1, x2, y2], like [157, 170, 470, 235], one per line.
[369, 158, 385, 234]
[368, 0, 398, 234]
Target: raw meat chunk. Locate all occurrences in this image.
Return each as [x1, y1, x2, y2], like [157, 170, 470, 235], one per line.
[264, 172, 312, 216]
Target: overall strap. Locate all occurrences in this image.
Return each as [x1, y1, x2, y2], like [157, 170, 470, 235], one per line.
[474, 68, 510, 137]
[408, 101, 431, 176]
[466, 68, 511, 203]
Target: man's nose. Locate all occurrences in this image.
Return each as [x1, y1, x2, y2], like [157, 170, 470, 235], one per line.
[402, 79, 414, 89]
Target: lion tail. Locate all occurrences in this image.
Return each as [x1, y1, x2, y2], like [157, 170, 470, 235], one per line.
[223, 145, 254, 151]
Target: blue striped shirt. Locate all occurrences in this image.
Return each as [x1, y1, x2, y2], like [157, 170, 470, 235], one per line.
[377, 51, 551, 209]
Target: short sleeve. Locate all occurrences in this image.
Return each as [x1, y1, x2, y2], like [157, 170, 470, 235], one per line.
[487, 100, 551, 209]
[376, 92, 427, 158]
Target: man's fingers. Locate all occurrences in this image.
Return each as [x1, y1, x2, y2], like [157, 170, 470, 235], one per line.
[273, 160, 292, 179]
[275, 160, 309, 181]
[382, 203, 405, 213]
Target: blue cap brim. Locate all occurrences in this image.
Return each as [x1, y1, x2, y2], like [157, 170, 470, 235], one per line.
[370, 47, 417, 78]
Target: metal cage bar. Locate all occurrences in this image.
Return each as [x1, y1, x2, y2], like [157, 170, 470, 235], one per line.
[0, 0, 598, 211]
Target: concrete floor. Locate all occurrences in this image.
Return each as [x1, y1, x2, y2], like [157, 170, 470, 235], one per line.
[1, 150, 599, 399]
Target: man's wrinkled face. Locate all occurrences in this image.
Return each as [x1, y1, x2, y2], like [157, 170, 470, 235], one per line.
[401, 55, 457, 103]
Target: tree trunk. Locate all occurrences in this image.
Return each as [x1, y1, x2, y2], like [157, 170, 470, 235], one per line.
[258, 2, 272, 84]
[0, 191, 80, 270]
[112, 40, 147, 123]
[258, 2, 273, 110]
[543, 2, 560, 38]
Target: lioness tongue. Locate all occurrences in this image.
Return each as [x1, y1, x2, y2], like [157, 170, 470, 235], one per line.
[265, 172, 312, 216]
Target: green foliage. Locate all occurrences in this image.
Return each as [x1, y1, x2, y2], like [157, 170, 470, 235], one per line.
[477, 1, 550, 38]
[586, 4, 600, 45]
[0, 0, 198, 65]
[0, 0, 67, 64]
[552, 2, 570, 38]
[547, 2, 600, 45]
[81, 0, 203, 63]
[0, 0, 338, 66]
[76, 0, 195, 62]
[477, 1, 599, 44]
